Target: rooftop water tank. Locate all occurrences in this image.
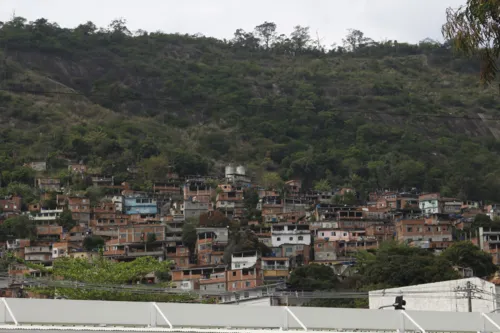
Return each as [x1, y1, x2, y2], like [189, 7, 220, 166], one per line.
[225, 165, 235, 177]
[236, 165, 246, 175]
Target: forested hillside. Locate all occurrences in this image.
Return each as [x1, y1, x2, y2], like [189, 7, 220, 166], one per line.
[1, 17, 500, 200]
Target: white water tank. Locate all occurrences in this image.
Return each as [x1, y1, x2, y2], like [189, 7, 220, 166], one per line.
[236, 165, 246, 175]
[225, 165, 235, 177]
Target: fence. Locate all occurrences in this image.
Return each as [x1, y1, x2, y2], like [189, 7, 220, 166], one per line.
[0, 298, 500, 332]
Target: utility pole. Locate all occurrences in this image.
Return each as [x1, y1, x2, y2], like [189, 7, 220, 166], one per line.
[467, 281, 473, 312]
[455, 281, 479, 312]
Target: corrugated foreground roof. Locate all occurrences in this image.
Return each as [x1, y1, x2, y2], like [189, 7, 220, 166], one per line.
[0, 297, 498, 332]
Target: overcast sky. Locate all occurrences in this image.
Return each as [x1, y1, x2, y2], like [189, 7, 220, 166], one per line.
[1, 0, 465, 46]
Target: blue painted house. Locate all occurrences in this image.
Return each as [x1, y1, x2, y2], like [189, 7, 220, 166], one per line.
[123, 195, 158, 215]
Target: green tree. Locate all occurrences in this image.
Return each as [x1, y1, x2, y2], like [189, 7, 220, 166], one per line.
[473, 214, 494, 228]
[314, 179, 331, 192]
[243, 188, 261, 221]
[441, 241, 497, 278]
[0, 215, 37, 241]
[182, 218, 198, 260]
[145, 232, 157, 251]
[223, 229, 271, 264]
[82, 235, 105, 252]
[442, 0, 500, 85]
[0, 182, 37, 205]
[85, 186, 105, 207]
[139, 155, 170, 181]
[28, 256, 195, 302]
[342, 29, 371, 51]
[356, 242, 459, 288]
[261, 172, 284, 190]
[56, 209, 77, 231]
[290, 25, 311, 51]
[288, 264, 339, 290]
[333, 191, 357, 205]
[254, 22, 277, 49]
[42, 192, 58, 210]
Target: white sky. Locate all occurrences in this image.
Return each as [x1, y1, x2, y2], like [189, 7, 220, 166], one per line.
[0, 0, 466, 46]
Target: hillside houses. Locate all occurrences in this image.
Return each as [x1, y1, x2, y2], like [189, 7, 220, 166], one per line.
[1, 160, 499, 301]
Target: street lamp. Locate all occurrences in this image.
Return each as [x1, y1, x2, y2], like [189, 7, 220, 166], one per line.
[379, 296, 406, 310]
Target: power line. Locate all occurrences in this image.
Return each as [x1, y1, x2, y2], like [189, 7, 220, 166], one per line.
[0, 86, 499, 121]
[20, 277, 496, 301]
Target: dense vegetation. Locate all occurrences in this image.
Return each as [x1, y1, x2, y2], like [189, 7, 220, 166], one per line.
[1, 18, 500, 200]
[289, 241, 497, 308]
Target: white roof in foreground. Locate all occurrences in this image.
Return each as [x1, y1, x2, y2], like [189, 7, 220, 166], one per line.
[369, 277, 497, 313]
[0, 297, 499, 332]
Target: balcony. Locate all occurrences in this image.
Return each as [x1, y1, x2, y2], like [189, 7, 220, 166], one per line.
[69, 207, 91, 213]
[126, 250, 164, 258]
[263, 270, 290, 278]
[36, 226, 63, 235]
[166, 236, 182, 242]
[25, 254, 52, 262]
[271, 230, 310, 235]
[216, 201, 236, 209]
[166, 225, 183, 233]
[104, 249, 125, 256]
[93, 230, 118, 237]
[25, 246, 51, 254]
[32, 215, 61, 222]
[200, 275, 226, 284]
[262, 265, 289, 270]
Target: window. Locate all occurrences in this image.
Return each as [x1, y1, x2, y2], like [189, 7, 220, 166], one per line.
[332, 232, 336, 236]
[232, 271, 236, 277]
[232, 282, 237, 288]
[289, 237, 293, 241]
[235, 263, 240, 268]
[407, 227, 413, 232]
[298, 236, 304, 241]
[277, 237, 281, 241]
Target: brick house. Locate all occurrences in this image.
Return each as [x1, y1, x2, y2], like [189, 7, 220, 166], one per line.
[395, 219, 453, 250]
[0, 196, 22, 213]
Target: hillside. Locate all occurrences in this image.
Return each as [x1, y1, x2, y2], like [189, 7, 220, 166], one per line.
[1, 18, 500, 200]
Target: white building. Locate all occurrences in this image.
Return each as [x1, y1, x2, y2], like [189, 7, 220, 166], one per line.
[419, 197, 440, 214]
[231, 251, 258, 270]
[31, 208, 63, 225]
[271, 224, 311, 247]
[111, 196, 123, 212]
[369, 277, 497, 313]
